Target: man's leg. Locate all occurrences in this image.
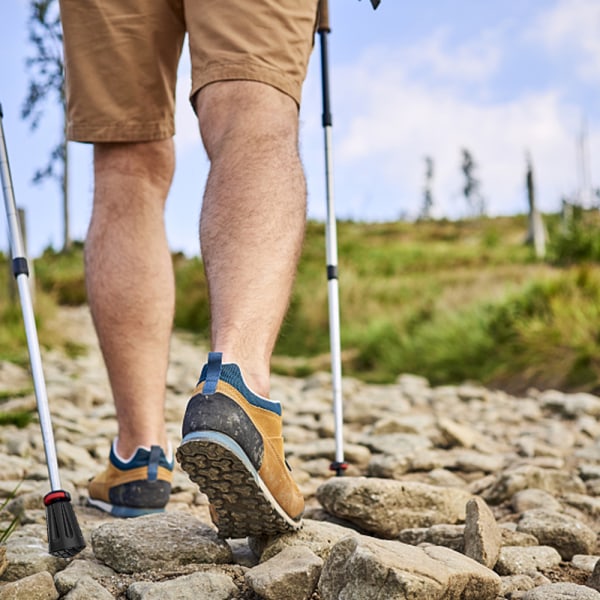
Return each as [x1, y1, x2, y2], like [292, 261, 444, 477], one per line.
[176, 81, 307, 536]
[86, 139, 175, 459]
[196, 81, 307, 394]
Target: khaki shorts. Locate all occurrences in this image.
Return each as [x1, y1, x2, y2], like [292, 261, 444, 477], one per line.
[59, 0, 319, 142]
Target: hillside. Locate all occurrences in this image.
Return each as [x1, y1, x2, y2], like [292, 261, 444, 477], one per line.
[2, 213, 600, 393]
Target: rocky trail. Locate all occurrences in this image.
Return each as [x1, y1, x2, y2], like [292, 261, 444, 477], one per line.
[1, 306, 600, 599]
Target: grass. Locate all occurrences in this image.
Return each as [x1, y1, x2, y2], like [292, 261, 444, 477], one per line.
[3, 212, 600, 393]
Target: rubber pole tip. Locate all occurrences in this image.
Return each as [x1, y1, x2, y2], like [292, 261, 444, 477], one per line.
[44, 490, 86, 558]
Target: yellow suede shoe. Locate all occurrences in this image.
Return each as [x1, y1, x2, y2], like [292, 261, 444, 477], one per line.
[88, 440, 173, 518]
[176, 352, 304, 538]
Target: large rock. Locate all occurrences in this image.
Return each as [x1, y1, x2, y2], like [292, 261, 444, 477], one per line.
[318, 535, 501, 600]
[91, 512, 232, 573]
[316, 477, 473, 538]
[245, 546, 323, 600]
[516, 509, 597, 560]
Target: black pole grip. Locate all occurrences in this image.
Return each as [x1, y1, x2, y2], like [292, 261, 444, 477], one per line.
[319, 31, 333, 128]
[318, 0, 330, 33]
[44, 490, 86, 558]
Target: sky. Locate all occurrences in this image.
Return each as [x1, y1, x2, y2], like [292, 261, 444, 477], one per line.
[1, 0, 600, 257]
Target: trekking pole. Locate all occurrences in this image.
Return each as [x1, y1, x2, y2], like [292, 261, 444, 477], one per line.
[318, 0, 347, 476]
[0, 103, 85, 558]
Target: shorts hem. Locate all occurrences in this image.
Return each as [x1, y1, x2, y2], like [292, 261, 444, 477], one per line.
[190, 63, 303, 108]
[66, 121, 174, 144]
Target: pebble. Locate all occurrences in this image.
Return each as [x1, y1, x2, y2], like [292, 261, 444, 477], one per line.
[0, 306, 599, 599]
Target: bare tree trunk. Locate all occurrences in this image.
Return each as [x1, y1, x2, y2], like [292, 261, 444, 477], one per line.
[62, 107, 71, 252]
[525, 156, 546, 259]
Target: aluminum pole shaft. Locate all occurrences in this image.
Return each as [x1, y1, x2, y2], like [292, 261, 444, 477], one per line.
[0, 104, 62, 491]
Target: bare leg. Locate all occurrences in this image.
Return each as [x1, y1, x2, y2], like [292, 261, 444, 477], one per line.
[86, 140, 175, 459]
[196, 81, 306, 397]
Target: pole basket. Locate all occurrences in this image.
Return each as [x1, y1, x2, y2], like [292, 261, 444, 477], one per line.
[44, 490, 86, 558]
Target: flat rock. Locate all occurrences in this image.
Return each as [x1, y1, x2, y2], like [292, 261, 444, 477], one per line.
[318, 535, 501, 600]
[495, 545, 562, 575]
[245, 546, 322, 600]
[316, 477, 473, 537]
[91, 512, 232, 573]
[126, 571, 238, 600]
[517, 509, 597, 560]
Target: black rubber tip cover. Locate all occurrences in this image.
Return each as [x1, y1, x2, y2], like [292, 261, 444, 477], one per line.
[44, 490, 86, 558]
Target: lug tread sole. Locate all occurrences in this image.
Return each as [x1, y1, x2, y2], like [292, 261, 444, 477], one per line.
[176, 438, 302, 538]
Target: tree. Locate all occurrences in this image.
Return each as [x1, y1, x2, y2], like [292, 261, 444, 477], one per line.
[461, 148, 485, 217]
[524, 153, 546, 259]
[22, 0, 71, 251]
[419, 156, 434, 220]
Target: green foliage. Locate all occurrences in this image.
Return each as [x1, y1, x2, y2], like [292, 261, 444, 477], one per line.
[547, 207, 600, 265]
[0, 482, 22, 543]
[35, 243, 86, 305]
[0, 410, 34, 429]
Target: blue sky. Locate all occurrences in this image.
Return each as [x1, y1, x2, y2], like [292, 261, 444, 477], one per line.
[1, 0, 600, 256]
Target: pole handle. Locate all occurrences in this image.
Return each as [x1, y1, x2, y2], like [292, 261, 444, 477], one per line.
[318, 0, 330, 33]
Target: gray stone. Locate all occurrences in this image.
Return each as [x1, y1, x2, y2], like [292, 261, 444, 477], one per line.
[562, 493, 600, 518]
[495, 546, 562, 575]
[367, 453, 411, 479]
[53, 559, 116, 595]
[437, 417, 485, 449]
[63, 575, 114, 600]
[1, 533, 67, 582]
[512, 488, 562, 513]
[522, 582, 600, 599]
[463, 497, 502, 569]
[318, 535, 501, 600]
[91, 512, 232, 573]
[316, 477, 473, 538]
[358, 433, 432, 456]
[245, 546, 322, 600]
[484, 466, 586, 503]
[126, 571, 238, 600]
[500, 527, 539, 547]
[249, 519, 358, 562]
[0, 571, 59, 600]
[572, 554, 600, 573]
[588, 557, 600, 591]
[540, 390, 600, 418]
[398, 524, 464, 553]
[500, 574, 537, 597]
[517, 509, 596, 560]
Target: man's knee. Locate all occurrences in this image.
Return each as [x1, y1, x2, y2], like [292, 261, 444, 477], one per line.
[195, 81, 299, 160]
[94, 139, 175, 192]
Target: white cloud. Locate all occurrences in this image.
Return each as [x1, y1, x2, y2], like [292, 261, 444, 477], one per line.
[324, 43, 585, 221]
[530, 0, 600, 83]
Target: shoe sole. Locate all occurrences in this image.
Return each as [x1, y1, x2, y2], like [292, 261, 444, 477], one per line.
[176, 431, 303, 538]
[87, 497, 166, 518]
